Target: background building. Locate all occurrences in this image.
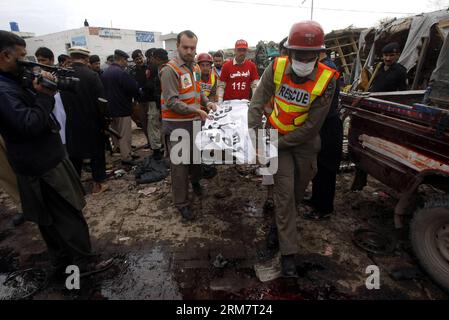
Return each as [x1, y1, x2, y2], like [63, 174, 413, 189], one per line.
[160, 32, 177, 59]
[9, 21, 35, 40]
[25, 26, 164, 62]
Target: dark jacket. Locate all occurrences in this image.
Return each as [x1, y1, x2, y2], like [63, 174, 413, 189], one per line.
[101, 63, 138, 117]
[0, 72, 66, 176]
[370, 62, 407, 92]
[147, 63, 162, 102]
[60, 62, 106, 158]
[129, 63, 153, 102]
[317, 58, 344, 172]
[321, 58, 341, 119]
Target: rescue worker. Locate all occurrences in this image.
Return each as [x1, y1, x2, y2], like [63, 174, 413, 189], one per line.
[217, 39, 259, 103]
[197, 53, 217, 102]
[248, 21, 338, 277]
[160, 30, 217, 222]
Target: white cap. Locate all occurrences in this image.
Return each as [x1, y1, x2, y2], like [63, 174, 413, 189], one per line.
[68, 46, 90, 56]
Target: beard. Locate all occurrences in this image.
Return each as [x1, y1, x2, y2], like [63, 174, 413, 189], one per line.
[12, 59, 26, 79]
[181, 53, 194, 63]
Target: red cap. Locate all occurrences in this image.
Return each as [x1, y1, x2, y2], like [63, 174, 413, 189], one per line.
[235, 39, 248, 49]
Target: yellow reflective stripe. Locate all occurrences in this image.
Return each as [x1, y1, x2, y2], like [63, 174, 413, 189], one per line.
[270, 113, 297, 132]
[293, 113, 309, 126]
[275, 97, 309, 113]
[270, 112, 309, 132]
[274, 57, 288, 92]
[211, 73, 215, 86]
[312, 69, 333, 96]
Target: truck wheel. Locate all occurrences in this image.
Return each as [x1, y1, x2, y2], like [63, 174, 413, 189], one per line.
[410, 195, 449, 292]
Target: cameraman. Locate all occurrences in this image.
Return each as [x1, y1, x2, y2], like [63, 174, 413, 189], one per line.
[0, 31, 112, 276]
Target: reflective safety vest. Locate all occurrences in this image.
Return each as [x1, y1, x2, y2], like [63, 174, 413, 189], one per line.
[199, 73, 216, 97]
[160, 60, 202, 121]
[269, 57, 337, 135]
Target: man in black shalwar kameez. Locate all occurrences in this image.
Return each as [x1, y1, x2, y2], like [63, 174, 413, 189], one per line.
[61, 46, 109, 195]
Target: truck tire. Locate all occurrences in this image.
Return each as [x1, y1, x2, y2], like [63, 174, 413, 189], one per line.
[410, 195, 449, 292]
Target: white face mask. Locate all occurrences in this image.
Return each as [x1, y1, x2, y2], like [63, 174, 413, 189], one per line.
[291, 58, 317, 77]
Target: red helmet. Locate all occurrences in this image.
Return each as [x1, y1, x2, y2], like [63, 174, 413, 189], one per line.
[197, 53, 213, 64]
[285, 21, 325, 51]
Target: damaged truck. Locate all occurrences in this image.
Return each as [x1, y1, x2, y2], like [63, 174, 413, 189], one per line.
[340, 10, 449, 291]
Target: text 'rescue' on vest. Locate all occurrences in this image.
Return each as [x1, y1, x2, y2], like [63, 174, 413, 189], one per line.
[199, 73, 216, 98]
[161, 60, 202, 121]
[269, 57, 337, 135]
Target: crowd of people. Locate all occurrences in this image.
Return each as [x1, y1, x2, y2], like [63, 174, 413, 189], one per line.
[0, 19, 407, 279]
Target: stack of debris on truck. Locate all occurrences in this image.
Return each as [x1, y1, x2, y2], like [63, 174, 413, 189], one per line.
[340, 8, 449, 291]
[351, 8, 449, 91]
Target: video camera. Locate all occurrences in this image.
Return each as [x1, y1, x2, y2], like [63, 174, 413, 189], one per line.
[18, 60, 80, 92]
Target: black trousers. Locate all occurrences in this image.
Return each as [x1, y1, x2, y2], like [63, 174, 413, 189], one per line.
[70, 152, 107, 183]
[38, 180, 93, 268]
[310, 115, 343, 214]
[310, 166, 338, 214]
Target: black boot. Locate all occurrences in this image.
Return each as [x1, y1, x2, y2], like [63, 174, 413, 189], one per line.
[12, 213, 25, 227]
[263, 198, 275, 215]
[281, 254, 298, 278]
[152, 148, 162, 160]
[351, 168, 368, 191]
[179, 206, 194, 222]
[266, 224, 279, 250]
[192, 182, 203, 197]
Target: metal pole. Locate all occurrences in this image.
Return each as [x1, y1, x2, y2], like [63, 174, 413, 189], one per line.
[311, 0, 314, 20]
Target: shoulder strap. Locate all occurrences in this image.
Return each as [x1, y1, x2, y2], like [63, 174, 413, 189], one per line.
[311, 63, 336, 96]
[273, 57, 288, 92]
[163, 61, 184, 78]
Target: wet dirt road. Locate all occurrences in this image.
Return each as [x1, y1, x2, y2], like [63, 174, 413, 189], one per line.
[0, 129, 448, 300]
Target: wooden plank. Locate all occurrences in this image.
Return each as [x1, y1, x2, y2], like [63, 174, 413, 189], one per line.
[337, 52, 357, 58]
[411, 37, 430, 90]
[436, 20, 449, 40]
[438, 19, 449, 28]
[326, 42, 356, 50]
[334, 38, 350, 74]
[325, 33, 357, 43]
[350, 36, 359, 53]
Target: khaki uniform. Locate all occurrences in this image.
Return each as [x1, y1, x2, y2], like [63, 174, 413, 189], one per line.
[248, 60, 336, 255]
[111, 116, 132, 161]
[164, 122, 202, 208]
[160, 54, 211, 209]
[147, 101, 162, 150]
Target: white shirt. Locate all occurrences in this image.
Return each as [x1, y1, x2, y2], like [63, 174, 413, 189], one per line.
[53, 92, 67, 144]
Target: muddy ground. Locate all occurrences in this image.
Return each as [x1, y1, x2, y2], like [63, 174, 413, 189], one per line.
[0, 128, 448, 300]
